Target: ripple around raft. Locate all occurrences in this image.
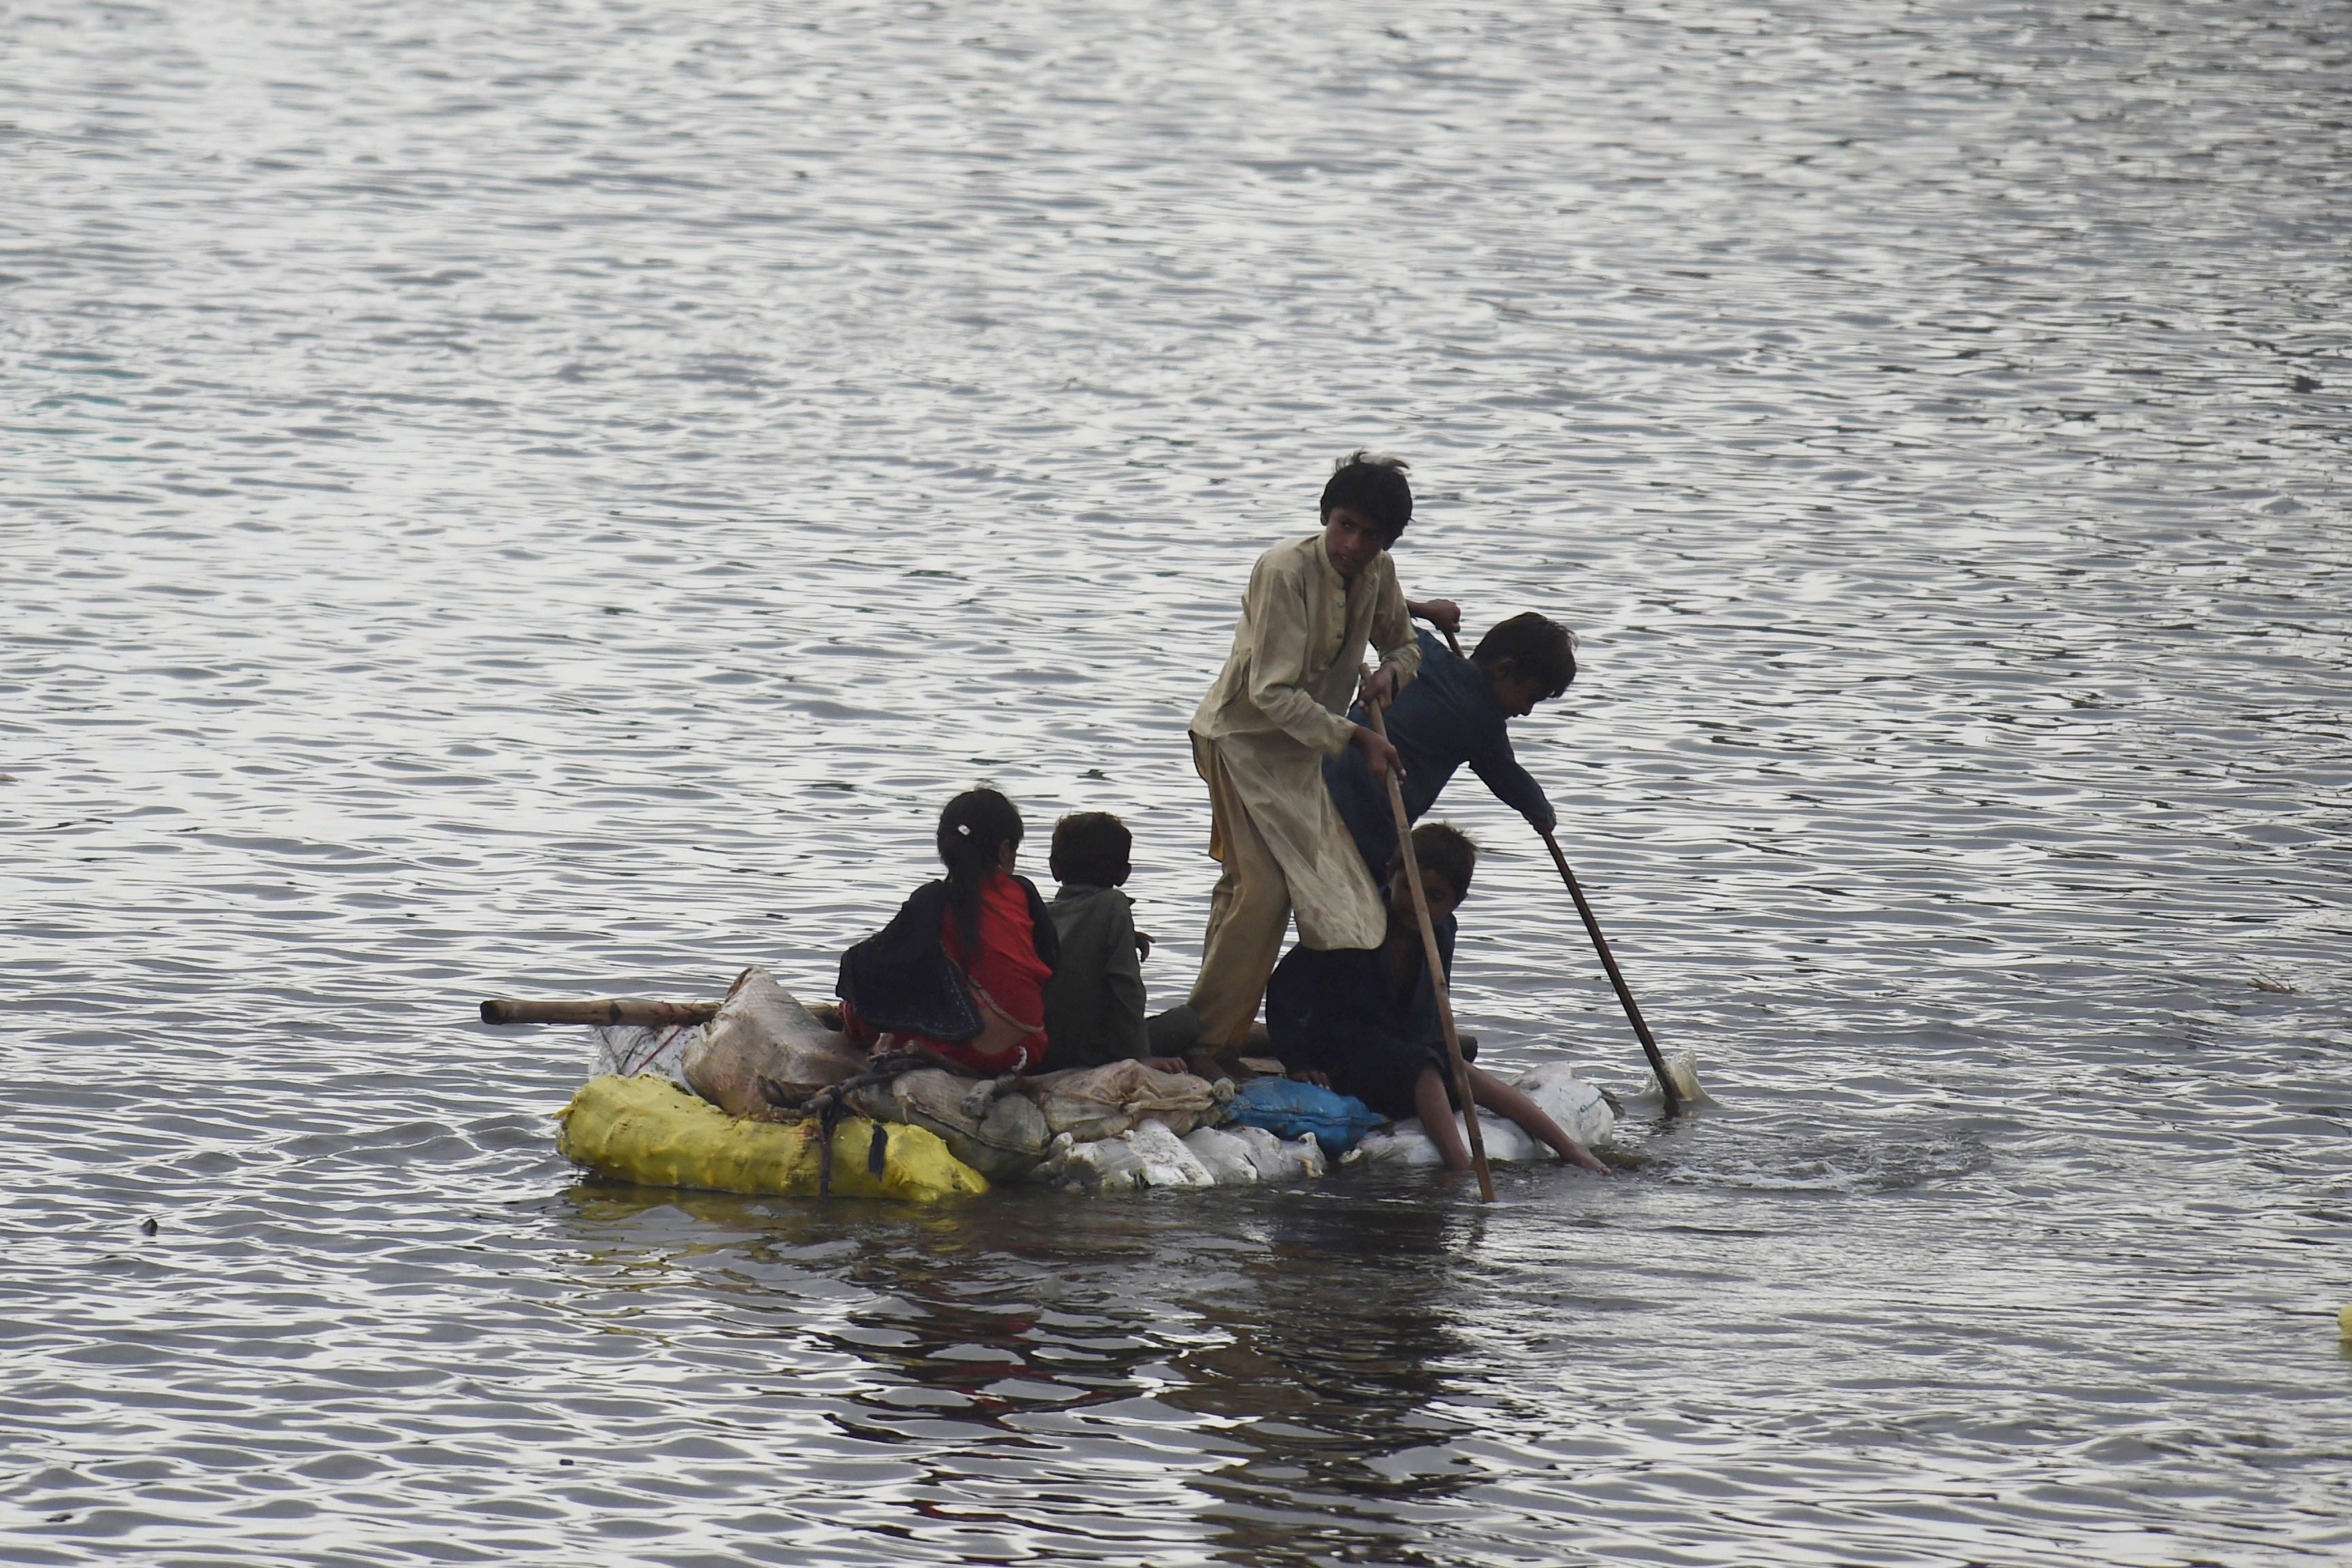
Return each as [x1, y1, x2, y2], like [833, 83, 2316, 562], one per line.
[5, 0, 2352, 1563]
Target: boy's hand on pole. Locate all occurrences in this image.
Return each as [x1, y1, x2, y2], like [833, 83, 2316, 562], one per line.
[1410, 597, 1463, 637]
[1361, 663, 1399, 709]
[1352, 723, 1402, 780]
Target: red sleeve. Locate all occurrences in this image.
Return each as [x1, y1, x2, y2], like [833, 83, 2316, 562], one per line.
[965, 874, 1053, 1033]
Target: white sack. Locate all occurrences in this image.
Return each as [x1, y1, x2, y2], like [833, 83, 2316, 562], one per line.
[682, 966, 867, 1117]
[1520, 1061, 1617, 1148]
[1353, 1063, 1614, 1167]
[1124, 1120, 1217, 1188]
[1180, 1127, 1261, 1185]
[1046, 1119, 1219, 1192]
[1221, 1122, 1327, 1181]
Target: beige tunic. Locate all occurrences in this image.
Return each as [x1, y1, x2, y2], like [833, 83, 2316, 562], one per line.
[1189, 533, 1422, 949]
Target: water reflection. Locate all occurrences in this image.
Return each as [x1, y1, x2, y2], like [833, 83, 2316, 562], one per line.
[550, 1178, 1494, 1560]
[1178, 1192, 1479, 1564]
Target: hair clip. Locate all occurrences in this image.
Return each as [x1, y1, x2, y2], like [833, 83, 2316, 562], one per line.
[956, 822, 972, 836]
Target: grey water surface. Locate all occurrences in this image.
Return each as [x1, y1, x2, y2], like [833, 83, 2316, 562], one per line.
[5, 1, 2349, 1564]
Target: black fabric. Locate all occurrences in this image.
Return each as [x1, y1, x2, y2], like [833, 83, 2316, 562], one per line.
[834, 876, 1059, 1041]
[1262, 914, 1472, 1120]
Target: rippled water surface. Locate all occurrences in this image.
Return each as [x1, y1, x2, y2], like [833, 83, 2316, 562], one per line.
[6, 1, 2350, 1563]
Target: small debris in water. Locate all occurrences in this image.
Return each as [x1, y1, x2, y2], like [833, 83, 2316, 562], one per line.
[139, 1218, 159, 1235]
[2251, 978, 2294, 994]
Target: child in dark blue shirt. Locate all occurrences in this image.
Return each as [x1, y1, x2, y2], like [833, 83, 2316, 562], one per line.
[1322, 613, 1576, 875]
[1263, 822, 1608, 1174]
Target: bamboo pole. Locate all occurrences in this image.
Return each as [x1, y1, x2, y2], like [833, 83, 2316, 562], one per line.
[479, 997, 718, 1027]
[1362, 690, 1494, 1202]
[1536, 829, 1683, 1114]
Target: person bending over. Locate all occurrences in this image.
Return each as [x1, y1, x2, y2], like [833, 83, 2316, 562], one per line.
[1182, 451, 1423, 1051]
[837, 788, 1057, 1075]
[1323, 611, 1576, 875]
[1263, 822, 1608, 1174]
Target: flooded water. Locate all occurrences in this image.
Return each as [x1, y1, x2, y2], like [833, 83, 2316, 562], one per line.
[5, 0, 2349, 1562]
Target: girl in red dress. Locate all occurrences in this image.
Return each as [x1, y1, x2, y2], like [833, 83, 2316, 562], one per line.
[836, 788, 1059, 1074]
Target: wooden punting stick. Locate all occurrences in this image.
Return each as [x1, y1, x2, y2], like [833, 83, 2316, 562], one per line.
[479, 998, 719, 1027]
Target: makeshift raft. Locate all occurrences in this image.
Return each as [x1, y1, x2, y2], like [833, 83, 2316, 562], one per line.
[518, 967, 1619, 1204]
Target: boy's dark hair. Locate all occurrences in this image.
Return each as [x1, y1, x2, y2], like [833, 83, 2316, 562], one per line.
[1471, 612, 1578, 701]
[937, 787, 1025, 960]
[1050, 812, 1131, 888]
[1319, 451, 1413, 543]
[1389, 821, 1478, 902]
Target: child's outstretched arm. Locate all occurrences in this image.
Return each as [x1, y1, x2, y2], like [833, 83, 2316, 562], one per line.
[1467, 735, 1557, 835]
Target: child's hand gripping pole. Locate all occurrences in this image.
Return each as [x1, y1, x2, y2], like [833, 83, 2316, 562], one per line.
[1408, 597, 1468, 658]
[1361, 672, 1495, 1203]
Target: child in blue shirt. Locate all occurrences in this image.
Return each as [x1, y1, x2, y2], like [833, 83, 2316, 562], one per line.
[1264, 822, 1608, 1174]
[1322, 612, 1576, 875]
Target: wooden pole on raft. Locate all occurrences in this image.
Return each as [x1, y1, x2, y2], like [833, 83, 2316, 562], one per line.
[1362, 686, 1495, 1203]
[1535, 828, 1684, 1114]
[479, 998, 718, 1027]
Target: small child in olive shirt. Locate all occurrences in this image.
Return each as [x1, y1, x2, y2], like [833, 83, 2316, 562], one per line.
[1040, 813, 1171, 1071]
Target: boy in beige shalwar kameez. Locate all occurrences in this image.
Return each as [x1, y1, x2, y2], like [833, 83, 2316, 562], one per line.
[1185, 454, 1428, 1049]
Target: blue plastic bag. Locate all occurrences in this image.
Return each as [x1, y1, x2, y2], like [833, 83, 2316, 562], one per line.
[1227, 1076, 1384, 1157]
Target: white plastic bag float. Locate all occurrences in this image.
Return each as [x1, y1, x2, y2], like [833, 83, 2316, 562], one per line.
[682, 966, 868, 1117]
[1351, 1062, 1615, 1167]
[1185, 1123, 1326, 1184]
[1043, 1119, 1327, 1192]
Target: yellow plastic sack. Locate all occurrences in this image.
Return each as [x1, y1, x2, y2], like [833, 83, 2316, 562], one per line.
[556, 1074, 987, 1203]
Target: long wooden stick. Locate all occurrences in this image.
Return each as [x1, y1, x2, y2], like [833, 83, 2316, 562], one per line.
[1536, 829, 1683, 1113]
[1363, 695, 1494, 1201]
[480, 997, 718, 1027]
